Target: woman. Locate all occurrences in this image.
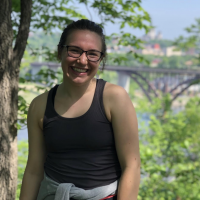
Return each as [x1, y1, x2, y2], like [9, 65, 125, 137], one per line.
[20, 19, 140, 200]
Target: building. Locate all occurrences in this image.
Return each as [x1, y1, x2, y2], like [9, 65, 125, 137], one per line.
[164, 46, 182, 57]
[141, 29, 163, 41]
[140, 44, 164, 56]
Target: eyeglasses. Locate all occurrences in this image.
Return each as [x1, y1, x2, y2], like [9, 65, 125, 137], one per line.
[62, 45, 103, 62]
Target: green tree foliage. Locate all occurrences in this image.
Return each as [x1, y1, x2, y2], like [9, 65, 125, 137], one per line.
[18, 66, 63, 129]
[106, 53, 195, 69]
[174, 18, 200, 66]
[13, 0, 152, 63]
[157, 55, 195, 69]
[137, 95, 200, 200]
[16, 141, 28, 200]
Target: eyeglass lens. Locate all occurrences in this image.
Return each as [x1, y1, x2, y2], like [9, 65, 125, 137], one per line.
[68, 46, 101, 61]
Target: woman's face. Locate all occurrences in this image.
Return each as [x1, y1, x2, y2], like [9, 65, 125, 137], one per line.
[60, 29, 102, 85]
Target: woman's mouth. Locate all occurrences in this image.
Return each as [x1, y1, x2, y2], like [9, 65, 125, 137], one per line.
[71, 67, 89, 73]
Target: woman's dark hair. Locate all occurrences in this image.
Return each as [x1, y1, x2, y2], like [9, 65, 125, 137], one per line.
[58, 19, 107, 70]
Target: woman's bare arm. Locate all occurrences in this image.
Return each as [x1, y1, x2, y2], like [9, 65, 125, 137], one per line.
[20, 93, 48, 200]
[104, 83, 140, 200]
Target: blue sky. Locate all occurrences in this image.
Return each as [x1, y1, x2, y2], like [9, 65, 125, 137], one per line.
[141, 0, 200, 40]
[79, 0, 200, 40]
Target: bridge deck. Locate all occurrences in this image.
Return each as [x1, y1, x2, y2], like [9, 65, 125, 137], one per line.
[31, 62, 200, 75]
[104, 65, 200, 75]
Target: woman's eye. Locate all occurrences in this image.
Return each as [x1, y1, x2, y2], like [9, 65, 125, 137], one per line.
[88, 52, 98, 56]
[70, 49, 80, 53]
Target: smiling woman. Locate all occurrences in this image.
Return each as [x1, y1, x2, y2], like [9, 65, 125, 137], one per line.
[58, 29, 103, 85]
[20, 19, 140, 200]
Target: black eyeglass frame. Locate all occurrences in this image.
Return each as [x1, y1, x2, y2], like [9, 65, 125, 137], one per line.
[61, 45, 104, 62]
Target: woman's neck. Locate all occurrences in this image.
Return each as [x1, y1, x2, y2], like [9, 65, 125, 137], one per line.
[58, 78, 96, 100]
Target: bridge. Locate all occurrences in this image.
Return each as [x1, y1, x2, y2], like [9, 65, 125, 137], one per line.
[104, 65, 200, 102]
[31, 62, 200, 102]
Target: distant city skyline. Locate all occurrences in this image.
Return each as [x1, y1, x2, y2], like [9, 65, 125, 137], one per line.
[79, 0, 200, 40]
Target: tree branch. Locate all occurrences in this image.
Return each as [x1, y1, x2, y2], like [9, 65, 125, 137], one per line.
[13, 0, 32, 69]
[0, 0, 12, 74]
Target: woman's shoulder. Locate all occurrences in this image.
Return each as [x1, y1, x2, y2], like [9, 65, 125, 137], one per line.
[29, 90, 50, 118]
[28, 90, 50, 130]
[30, 90, 49, 109]
[104, 82, 129, 102]
[103, 82, 132, 120]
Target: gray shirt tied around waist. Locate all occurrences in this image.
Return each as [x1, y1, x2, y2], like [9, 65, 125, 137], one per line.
[37, 173, 118, 200]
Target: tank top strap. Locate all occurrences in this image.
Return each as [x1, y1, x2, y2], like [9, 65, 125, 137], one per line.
[94, 79, 108, 121]
[43, 85, 59, 126]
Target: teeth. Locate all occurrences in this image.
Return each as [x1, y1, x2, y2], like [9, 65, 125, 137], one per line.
[72, 67, 87, 73]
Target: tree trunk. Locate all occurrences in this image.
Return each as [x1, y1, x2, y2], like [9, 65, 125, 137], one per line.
[0, 0, 32, 199]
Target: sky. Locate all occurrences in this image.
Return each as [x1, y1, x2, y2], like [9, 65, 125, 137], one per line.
[79, 0, 200, 40]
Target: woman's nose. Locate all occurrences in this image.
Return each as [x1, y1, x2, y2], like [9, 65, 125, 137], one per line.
[78, 52, 88, 65]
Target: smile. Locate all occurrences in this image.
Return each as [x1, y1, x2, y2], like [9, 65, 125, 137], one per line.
[71, 67, 88, 73]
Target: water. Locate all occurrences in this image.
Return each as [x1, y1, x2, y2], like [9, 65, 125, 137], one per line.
[18, 127, 28, 141]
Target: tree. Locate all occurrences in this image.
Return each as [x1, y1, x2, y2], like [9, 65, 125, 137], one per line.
[0, 1, 32, 199]
[0, 0, 151, 199]
[137, 95, 200, 200]
[174, 18, 200, 67]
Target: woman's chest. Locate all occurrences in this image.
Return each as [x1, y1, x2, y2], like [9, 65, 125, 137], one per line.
[43, 117, 114, 152]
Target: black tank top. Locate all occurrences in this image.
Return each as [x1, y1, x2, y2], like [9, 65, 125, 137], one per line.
[43, 79, 121, 189]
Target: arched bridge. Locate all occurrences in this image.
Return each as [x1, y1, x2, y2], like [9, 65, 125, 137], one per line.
[31, 62, 200, 102]
[104, 65, 200, 102]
